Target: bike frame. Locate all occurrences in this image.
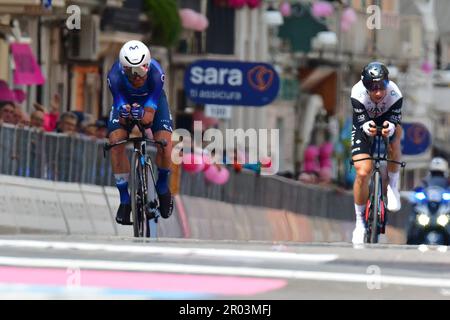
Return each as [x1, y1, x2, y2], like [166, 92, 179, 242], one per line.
[351, 126, 406, 244]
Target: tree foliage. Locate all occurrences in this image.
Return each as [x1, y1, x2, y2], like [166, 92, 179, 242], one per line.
[144, 0, 181, 48]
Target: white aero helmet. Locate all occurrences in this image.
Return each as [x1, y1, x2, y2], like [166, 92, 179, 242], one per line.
[119, 40, 151, 78]
[429, 157, 449, 177]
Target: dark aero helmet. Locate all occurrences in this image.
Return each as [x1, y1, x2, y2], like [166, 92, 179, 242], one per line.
[361, 62, 389, 91]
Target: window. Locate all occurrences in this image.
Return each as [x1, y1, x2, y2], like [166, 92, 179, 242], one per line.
[178, 0, 201, 11]
[206, 0, 235, 54]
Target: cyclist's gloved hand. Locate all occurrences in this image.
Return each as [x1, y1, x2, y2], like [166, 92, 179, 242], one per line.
[362, 120, 377, 137]
[119, 104, 130, 119]
[131, 104, 145, 121]
[382, 121, 396, 138]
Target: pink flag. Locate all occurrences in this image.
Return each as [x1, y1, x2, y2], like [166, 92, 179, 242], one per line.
[10, 43, 45, 85]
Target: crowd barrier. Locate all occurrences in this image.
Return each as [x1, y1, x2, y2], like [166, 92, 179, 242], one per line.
[0, 124, 115, 185]
[180, 169, 412, 232]
[178, 195, 406, 244]
[0, 174, 407, 243]
[0, 174, 184, 238]
[0, 124, 412, 243]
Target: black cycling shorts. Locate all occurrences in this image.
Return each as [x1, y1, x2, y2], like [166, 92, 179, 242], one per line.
[108, 90, 173, 135]
[351, 125, 397, 157]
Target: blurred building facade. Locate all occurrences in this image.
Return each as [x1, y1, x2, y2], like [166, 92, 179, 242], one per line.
[0, 0, 448, 190]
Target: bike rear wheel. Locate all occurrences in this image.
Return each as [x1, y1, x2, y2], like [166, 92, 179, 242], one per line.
[131, 151, 148, 237]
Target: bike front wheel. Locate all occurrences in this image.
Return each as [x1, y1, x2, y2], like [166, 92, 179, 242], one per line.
[130, 151, 147, 237]
[368, 171, 381, 244]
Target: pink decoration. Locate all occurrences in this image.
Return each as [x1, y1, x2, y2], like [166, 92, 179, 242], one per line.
[341, 20, 351, 32]
[202, 152, 213, 172]
[182, 153, 206, 173]
[340, 7, 357, 32]
[0, 80, 16, 102]
[246, 0, 262, 9]
[260, 157, 272, 168]
[279, 1, 292, 17]
[204, 165, 230, 185]
[179, 8, 209, 32]
[320, 158, 333, 169]
[228, 0, 246, 9]
[319, 167, 332, 182]
[303, 145, 321, 173]
[311, 1, 334, 18]
[304, 146, 320, 161]
[303, 160, 320, 173]
[10, 43, 45, 85]
[319, 142, 333, 159]
[319, 142, 333, 168]
[341, 7, 357, 25]
[197, 14, 209, 31]
[421, 61, 434, 74]
[13, 89, 26, 104]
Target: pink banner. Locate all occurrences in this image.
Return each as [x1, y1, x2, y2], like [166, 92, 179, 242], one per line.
[10, 43, 45, 85]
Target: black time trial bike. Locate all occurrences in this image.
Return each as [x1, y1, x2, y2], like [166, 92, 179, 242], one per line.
[351, 124, 406, 243]
[104, 120, 167, 238]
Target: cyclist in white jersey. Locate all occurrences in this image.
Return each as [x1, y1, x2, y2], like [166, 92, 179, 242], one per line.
[350, 62, 403, 244]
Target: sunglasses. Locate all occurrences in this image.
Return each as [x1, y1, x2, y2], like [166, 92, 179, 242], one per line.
[124, 64, 149, 80]
[367, 80, 388, 92]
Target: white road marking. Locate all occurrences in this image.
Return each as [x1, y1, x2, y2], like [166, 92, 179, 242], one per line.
[0, 239, 337, 263]
[0, 256, 450, 289]
[0, 284, 146, 300]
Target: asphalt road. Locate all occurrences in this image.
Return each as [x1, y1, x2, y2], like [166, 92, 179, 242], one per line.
[0, 235, 449, 300]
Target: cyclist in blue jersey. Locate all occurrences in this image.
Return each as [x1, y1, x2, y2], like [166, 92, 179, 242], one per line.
[107, 40, 173, 225]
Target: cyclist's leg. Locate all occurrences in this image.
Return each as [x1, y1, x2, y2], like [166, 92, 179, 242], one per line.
[108, 107, 132, 225]
[386, 124, 403, 211]
[353, 154, 373, 205]
[352, 125, 374, 207]
[151, 91, 174, 219]
[351, 125, 373, 243]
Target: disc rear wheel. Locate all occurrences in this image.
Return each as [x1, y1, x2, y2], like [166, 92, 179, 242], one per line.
[131, 152, 147, 237]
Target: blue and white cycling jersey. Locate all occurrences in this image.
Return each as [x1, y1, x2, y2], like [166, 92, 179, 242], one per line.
[107, 59, 165, 110]
[106, 59, 173, 134]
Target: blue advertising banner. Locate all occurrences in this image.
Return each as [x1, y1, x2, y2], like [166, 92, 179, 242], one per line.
[184, 60, 280, 107]
[401, 122, 432, 156]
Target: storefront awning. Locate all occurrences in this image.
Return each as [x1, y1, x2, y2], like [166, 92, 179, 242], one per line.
[10, 43, 45, 85]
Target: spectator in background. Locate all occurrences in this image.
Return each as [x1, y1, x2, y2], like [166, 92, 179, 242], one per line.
[95, 119, 108, 140]
[57, 111, 78, 135]
[14, 105, 30, 127]
[0, 101, 16, 125]
[30, 109, 45, 129]
[0, 80, 17, 125]
[81, 119, 97, 138]
[33, 94, 61, 132]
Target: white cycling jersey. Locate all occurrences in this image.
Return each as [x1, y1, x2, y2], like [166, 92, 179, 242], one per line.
[351, 80, 403, 122]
